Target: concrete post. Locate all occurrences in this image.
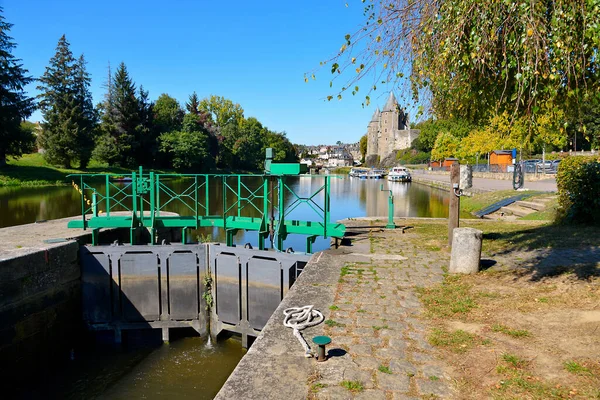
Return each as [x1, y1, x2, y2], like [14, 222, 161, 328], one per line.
[460, 165, 473, 190]
[449, 227, 483, 274]
[448, 162, 460, 246]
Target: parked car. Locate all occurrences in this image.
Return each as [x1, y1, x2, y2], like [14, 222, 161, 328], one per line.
[536, 159, 560, 173]
[523, 159, 541, 173]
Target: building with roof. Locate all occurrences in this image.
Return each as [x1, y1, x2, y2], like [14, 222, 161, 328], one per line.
[365, 92, 420, 165]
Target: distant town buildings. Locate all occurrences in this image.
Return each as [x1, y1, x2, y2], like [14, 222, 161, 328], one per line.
[366, 92, 420, 163]
[299, 143, 359, 168]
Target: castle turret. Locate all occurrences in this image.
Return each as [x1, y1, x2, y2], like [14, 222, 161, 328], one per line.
[364, 92, 420, 166]
[379, 92, 399, 158]
[366, 107, 380, 158]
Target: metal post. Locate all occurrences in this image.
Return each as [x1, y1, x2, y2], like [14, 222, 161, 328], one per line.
[131, 171, 137, 245]
[449, 162, 460, 246]
[91, 191, 99, 245]
[149, 171, 155, 244]
[380, 184, 396, 229]
[105, 174, 110, 216]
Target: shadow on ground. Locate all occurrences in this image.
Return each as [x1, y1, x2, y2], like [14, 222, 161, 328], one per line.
[481, 223, 600, 281]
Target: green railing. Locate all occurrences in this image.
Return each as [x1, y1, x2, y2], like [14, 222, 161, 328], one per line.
[67, 166, 345, 253]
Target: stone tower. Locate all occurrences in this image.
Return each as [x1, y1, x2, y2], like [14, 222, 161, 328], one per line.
[364, 92, 420, 166]
[366, 107, 380, 158]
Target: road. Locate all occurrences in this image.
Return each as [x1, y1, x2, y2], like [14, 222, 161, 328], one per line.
[411, 170, 557, 192]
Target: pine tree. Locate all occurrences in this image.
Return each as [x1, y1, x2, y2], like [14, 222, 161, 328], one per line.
[37, 35, 80, 168]
[0, 8, 36, 166]
[72, 55, 97, 169]
[95, 62, 141, 167]
[186, 92, 200, 115]
[136, 85, 157, 166]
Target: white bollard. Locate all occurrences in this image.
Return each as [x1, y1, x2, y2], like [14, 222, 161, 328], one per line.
[449, 227, 483, 274]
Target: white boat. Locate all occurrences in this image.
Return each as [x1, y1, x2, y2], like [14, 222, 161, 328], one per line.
[358, 169, 383, 179]
[387, 166, 411, 182]
[349, 167, 369, 177]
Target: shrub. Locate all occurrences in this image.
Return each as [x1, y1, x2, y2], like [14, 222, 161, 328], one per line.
[556, 155, 600, 224]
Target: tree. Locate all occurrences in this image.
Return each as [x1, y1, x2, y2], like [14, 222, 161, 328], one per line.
[159, 113, 212, 171]
[72, 55, 97, 169]
[154, 93, 183, 134]
[316, 1, 599, 132]
[136, 86, 157, 166]
[0, 8, 36, 166]
[414, 118, 474, 153]
[186, 91, 200, 115]
[431, 131, 460, 161]
[94, 62, 140, 167]
[199, 95, 244, 128]
[37, 35, 80, 168]
[359, 134, 367, 162]
[264, 130, 297, 163]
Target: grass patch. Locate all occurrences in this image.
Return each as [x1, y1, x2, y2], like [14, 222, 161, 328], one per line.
[340, 380, 364, 392]
[325, 319, 345, 328]
[417, 275, 477, 318]
[461, 190, 536, 214]
[1, 153, 167, 187]
[328, 305, 339, 311]
[501, 353, 528, 369]
[491, 324, 531, 338]
[378, 365, 392, 374]
[310, 383, 327, 392]
[428, 328, 478, 353]
[429, 375, 440, 381]
[372, 325, 389, 331]
[564, 360, 591, 375]
[357, 309, 366, 313]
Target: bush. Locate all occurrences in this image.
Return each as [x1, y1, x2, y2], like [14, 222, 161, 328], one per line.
[396, 148, 430, 165]
[556, 155, 600, 224]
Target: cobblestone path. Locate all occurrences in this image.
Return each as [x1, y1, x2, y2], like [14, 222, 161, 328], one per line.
[309, 224, 456, 399]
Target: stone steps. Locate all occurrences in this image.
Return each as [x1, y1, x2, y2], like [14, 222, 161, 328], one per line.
[514, 200, 546, 211]
[499, 204, 536, 217]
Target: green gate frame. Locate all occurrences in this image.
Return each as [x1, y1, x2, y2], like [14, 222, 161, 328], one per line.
[68, 165, 345, 253]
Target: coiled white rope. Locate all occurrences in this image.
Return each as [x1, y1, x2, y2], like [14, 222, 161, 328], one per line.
[283, 305, 324, 358]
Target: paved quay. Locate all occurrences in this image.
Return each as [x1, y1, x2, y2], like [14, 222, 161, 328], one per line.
[216, 218, 454, 399]
[411, 170, 557, 192]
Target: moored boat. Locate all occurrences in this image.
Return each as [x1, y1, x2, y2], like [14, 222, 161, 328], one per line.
[387, 166, 411, 182]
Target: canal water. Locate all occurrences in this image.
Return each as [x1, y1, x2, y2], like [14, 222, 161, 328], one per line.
[3, 175, 461, 399]
[0, 175, 463, 253]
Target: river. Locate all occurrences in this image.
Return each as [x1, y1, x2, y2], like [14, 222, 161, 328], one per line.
[4, 174, 460, 399]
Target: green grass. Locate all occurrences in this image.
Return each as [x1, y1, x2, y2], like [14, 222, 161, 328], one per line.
[340, 380, 364, 392]
[310, 383, 327, 392]
[491, 324, 531, 338]
[372, 325, 389, 331]
[417, 275, 477, 318]
[428, 328, 478, 353]
[461, 190, 536, 214]
[501, 353, 527, 369]
[378, 365, 392, 374]
[331, 166, 352, 175]
[328, 305, 339, 311]
[325, 319, 345, 328]
[1, 153, 170, 187]
[564, 360, 591, 375]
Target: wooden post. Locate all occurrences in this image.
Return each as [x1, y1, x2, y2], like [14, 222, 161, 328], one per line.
[449, 161, 460, 246]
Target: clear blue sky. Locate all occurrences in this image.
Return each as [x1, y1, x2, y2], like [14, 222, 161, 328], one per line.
[5, 0, 403, 145]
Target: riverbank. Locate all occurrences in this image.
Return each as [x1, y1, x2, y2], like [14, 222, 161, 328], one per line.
[217, 217, 600, 399]
[0, 153, 261, 187]
[0, 153, 142, 187]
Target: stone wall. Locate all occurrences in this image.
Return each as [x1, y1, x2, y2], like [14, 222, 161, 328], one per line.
[0, 241, 82, 384]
